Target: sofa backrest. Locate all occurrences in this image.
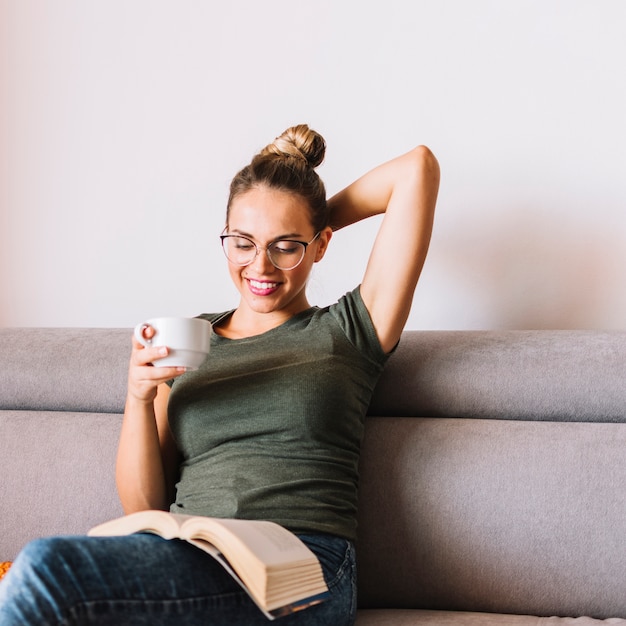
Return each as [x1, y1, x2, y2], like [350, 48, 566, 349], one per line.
[0, 328, 130, 559]
[1, 328, 129, 413]
[358, 330, 626, 620]
[2, 328, 625, 619]
[368, 330, 626, 421]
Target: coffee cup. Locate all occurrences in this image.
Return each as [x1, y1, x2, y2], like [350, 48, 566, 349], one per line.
[134, 317, 212, 370]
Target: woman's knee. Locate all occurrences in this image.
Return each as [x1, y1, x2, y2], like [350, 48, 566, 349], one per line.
[10, 535, 90, 593]
[0, 537, 78, 624]
[13, 537, 52, 573]
[16, 536, 72, 569]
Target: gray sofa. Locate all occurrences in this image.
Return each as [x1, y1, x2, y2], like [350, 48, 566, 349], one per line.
[1, 327, 625, 625]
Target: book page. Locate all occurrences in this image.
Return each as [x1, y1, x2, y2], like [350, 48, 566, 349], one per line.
[183, 517, 316, 569]
[88, 510, 184, 539]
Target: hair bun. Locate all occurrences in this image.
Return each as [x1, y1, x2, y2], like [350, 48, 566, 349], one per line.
[262, 124, 326, 168]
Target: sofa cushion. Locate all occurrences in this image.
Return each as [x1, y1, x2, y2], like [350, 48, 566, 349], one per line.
[0, 410, 124, 560]
[4, 328, 625, 422]
[369, 331, 626, 421]
[356, 416, 626, 619]
[0, 328, 129, 413]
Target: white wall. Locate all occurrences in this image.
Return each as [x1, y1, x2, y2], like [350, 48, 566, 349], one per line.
[2, 0, 625, 329]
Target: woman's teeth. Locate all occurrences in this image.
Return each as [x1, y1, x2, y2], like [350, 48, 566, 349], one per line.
[249, 279, 279, 290]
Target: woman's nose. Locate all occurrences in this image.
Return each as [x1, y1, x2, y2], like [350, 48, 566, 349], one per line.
[249, 248, 276, 273]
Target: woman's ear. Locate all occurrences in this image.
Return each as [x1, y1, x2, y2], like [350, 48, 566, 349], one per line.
[314, 227, 333, 262]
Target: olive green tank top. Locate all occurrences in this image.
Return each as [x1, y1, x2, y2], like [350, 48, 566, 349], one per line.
[167, 287, 389, 541]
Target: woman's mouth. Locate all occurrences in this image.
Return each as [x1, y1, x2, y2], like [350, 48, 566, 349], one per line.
[247, 278, 280, 296]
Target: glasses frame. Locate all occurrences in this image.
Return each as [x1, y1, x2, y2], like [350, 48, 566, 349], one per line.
[220, 232, 321, 271]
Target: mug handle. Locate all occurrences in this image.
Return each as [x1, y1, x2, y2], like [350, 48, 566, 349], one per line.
[134, 323, 152, 347]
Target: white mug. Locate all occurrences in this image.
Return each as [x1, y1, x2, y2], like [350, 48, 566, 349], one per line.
[134, 317, 212, 370]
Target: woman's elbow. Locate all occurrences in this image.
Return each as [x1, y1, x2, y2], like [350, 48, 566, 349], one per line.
[410, 145, 440, 183]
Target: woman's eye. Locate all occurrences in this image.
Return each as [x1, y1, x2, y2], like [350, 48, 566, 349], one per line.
[273, 242, 299, 255]
[234, 240, 255, 251]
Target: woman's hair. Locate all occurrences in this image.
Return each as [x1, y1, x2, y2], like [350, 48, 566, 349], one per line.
[226, 124, 329, 233]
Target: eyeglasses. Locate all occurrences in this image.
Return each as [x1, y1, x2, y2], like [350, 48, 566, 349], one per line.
[220, 232, 320, 270]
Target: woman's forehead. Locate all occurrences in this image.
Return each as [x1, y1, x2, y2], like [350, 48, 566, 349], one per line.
[228, 188, 312, 237]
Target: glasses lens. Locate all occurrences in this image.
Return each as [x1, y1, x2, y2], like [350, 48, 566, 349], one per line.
[267, 240, 306, 270]
[222, 236, 257, 266]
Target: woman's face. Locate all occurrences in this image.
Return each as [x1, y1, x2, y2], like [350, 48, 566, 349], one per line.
[225, 186, 331, 319]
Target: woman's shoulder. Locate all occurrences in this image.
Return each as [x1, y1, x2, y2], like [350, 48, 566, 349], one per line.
[312, 286, 390, 364]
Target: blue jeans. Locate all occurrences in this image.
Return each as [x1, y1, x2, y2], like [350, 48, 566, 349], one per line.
[0, 532, 356, 625]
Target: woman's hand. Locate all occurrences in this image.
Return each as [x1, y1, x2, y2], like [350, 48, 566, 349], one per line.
[126, 325, 187, 405]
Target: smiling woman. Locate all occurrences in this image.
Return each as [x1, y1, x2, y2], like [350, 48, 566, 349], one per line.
[0, 124, 439, 626]
[219, 184, 332, 334]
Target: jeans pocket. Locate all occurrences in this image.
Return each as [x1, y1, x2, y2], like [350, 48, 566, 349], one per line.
[297, 534, 357, 624]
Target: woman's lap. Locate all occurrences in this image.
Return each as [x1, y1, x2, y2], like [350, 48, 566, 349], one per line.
[0, 532, 355, 626]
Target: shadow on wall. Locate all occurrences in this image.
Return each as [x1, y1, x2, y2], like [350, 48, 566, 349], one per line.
[436, 206, 619, 330]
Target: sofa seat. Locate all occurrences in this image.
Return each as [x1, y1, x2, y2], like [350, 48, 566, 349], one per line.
[356, 610, 626, 625]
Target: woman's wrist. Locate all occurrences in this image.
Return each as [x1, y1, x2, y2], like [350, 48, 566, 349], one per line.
[124, 391, 157, 414]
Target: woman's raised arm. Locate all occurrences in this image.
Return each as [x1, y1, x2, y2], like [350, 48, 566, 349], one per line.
[328, 145, 440, 353]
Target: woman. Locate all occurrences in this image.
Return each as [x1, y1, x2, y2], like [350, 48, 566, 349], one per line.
[0, 124, 439, 625]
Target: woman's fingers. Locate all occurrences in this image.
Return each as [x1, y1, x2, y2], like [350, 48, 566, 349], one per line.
[128, 331, 187, 403]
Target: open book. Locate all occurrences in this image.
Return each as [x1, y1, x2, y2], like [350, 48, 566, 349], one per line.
[88, 511, 329, 620]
